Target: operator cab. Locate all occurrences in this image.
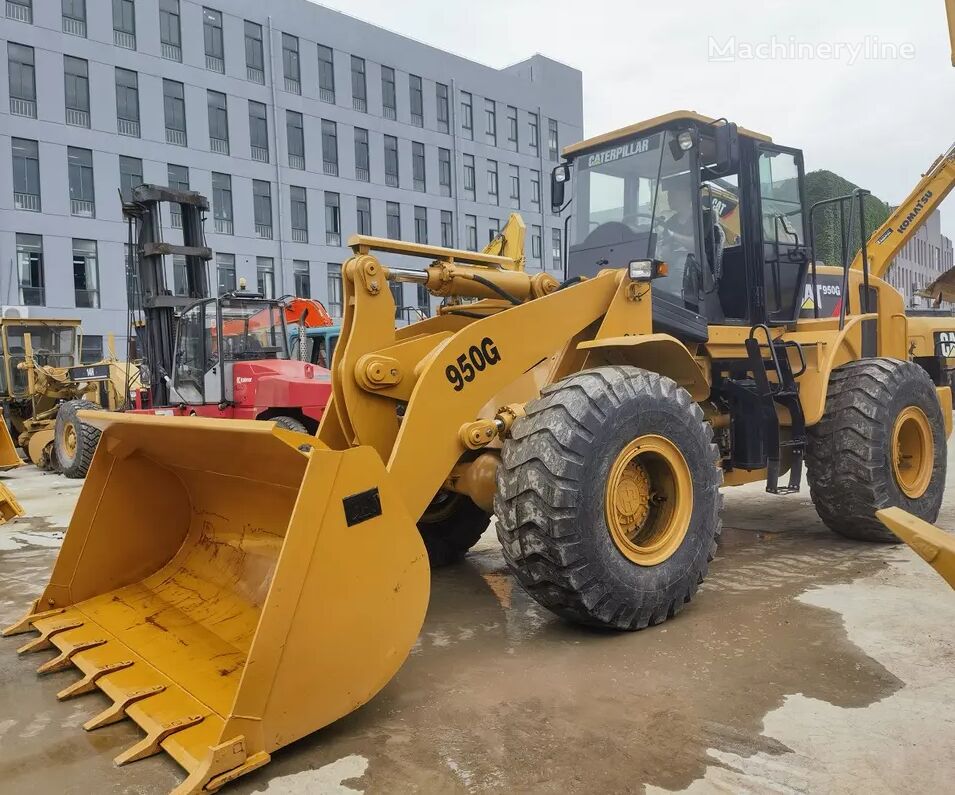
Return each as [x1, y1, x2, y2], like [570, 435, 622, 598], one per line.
[172, 292, 290, 405]
[553, 112, 811, 343]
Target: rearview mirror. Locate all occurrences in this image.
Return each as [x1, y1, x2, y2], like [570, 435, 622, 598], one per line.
[714, 122, 739, 174]
[551, 164, 570, 213]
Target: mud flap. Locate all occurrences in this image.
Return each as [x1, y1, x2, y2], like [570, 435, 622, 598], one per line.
[4, 412, 430, 793]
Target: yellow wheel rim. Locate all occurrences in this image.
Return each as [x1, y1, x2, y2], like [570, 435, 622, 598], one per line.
[64, 423, 77, 458]
[892, 406, 933, 499]
[605, 434, 693, 566]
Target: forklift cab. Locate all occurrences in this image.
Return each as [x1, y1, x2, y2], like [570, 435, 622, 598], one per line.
[172, 293, 290, 406]
[553, 112, 812, 343]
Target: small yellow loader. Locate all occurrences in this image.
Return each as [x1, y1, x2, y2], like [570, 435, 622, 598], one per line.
[5, 112, 955, 792]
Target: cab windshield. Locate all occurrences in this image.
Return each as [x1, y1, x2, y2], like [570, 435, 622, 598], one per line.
[219, 300, 289, 361]
[3, 323, 77, 396]
[571, 129, 701, 307]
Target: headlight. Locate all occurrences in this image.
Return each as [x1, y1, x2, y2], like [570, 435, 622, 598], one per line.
[554, 167, 568, 183]
[678, 131, 695, 151]
[629, 260, 654, 280]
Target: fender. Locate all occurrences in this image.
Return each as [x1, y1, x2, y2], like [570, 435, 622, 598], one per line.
[577, 334, 710, 401]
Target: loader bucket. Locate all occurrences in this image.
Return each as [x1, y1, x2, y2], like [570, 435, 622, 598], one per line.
[0, 408, 23, 470]
[3, 412, 429, 793]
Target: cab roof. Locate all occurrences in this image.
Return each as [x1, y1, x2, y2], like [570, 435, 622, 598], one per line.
[562, 110, 773, 158]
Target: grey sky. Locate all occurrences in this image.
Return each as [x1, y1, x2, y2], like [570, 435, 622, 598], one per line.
[312, 0, 954, 239]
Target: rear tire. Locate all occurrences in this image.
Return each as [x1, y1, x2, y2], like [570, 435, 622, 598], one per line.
[495, 366, 722, 631]
[806, 358, 946, 542]
[417, 492, 490, 567]
[54, 399, 104, 479]
[271, 415, 308, 434]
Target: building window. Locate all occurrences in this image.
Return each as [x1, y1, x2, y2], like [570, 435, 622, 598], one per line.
[212, 172, 233, 234]
[8, 43, 36, 118]
[318, 44, 335, 103]
[72, 239, 99, 308]
[257, 257, 274, 299]
[327, 264, 343, 317]
[409, 74, 424, 127]
[216, 253, 235, 295]
[81, 334, 103, 363]
[463, 154, 475, 200]
[115, 67, 140, 137]
[249, 101, 269, 162]
[62, 0, 86, 36]
[113, 0, 136, 49]
[487, 160, 499, 205]
[172, 255, 187, 295]
[293, 260, 310, 298]
[6, 0, 31, 23]
[509, 165, 520, 208]
[203, 7, 224, 72]
[414, 206, 428, 245]
[167, 164, 188, 227]
[68, 147, 95, 217]
[384, 135, 399, 188]
[17, 234, 44, 306]
[531, 170, 541, 207]
[125, 242, 141, 310]
[438, 148, 452, 198]
[253, 179, 272, 239]
[506, 105, 518, 149]
[485, 99, 496, 145]
[391, 281, 404, 319]
[529, 112, 539, 153]
[417, 284, 430, 317]
[354, 128, 370, 181]
[412, 142, 426, 192]
[552, 228, 562, 270]
[163, 80, 187, 146]
[287, 110, 305, 169]
[244, 20, 264, 83]
[489, 218, 499, 243]
[289, 185, 308, 243]
[436, 82, 449, 133]
[548, 118, 559, 161]
[381, 65, 396, 119]
[440, 211, 453, 248]
[351, 56, 366, 112]
[208, 90, 229, 154]
[386, 202, 401, 240]
[461, 91, 473, 138]
[321, 119, 338, 176]
[356, 196, 372, 235]
[159, 0, 181, 61]
[324, 191, 341, 246]
[64, 56, 90, 127]
[12, 138, 40, 212]
[531, 225, 542, 260]
[465, 215, 477, 252]
[119, 155, 142, 202]
[281, 33, 300, 93]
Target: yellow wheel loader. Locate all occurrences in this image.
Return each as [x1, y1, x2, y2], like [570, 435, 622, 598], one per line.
[5, 112, 955, 792]
[0, 318, 142, 475]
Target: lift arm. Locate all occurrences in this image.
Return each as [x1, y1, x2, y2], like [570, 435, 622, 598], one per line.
[850, 142, 955, 280]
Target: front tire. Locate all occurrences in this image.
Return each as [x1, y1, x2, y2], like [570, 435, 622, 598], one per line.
[806, 358, 946, 542]
[54, 399, 104, 479]
[495, 366, 722, 631]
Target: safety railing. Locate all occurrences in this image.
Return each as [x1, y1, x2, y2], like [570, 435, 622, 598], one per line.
[10, 97, 36, 118]
[71, 199, 94, 217]
[166, 128, 187, 146]
[161, 42, 181, 62]
[251, 145, 269, 163]
[65, 108, 89, 127]
[6, 1, 30, 23]
[117, 118, 140, 137]
[291, 228, 308, 243]
[205, 54, 224, 73]
[113, 29, 135, 49]
[210, 137, 229, 155]
[14, 192, 40, 212]
[247, 66, 264, 84]
[62, 16, 85, 36]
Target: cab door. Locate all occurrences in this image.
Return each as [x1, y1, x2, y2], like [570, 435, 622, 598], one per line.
[756, 145, 812, 324]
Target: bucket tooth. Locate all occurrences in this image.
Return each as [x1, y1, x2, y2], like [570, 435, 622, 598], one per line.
[114, 713, 205, 766]
[16, 620, 83, 654]
[84, 685, 166, 731]
[57, 659, 134, 701]
[37, 638, 106, 675]
[2, 602, 65, 637]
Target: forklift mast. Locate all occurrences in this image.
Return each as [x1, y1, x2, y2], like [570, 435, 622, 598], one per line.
[123, 184, 212, 406]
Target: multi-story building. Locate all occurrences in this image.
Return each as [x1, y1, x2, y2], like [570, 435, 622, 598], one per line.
[884, 210, 954, 308]
[1, 0, 582, 359]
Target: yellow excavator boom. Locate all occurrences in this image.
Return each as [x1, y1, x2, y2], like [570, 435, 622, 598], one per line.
[876, 507, 955, 589]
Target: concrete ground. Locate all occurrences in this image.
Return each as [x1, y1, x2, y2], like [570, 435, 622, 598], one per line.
[0, 455, 953, 794]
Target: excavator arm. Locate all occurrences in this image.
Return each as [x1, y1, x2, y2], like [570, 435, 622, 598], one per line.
[850, 141, 955, 281]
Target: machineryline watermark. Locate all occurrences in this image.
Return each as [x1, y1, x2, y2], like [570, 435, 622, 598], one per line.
[708, 35, 916, 65]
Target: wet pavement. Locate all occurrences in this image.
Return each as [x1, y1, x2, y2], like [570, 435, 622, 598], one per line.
[0, 457, 953, 794]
